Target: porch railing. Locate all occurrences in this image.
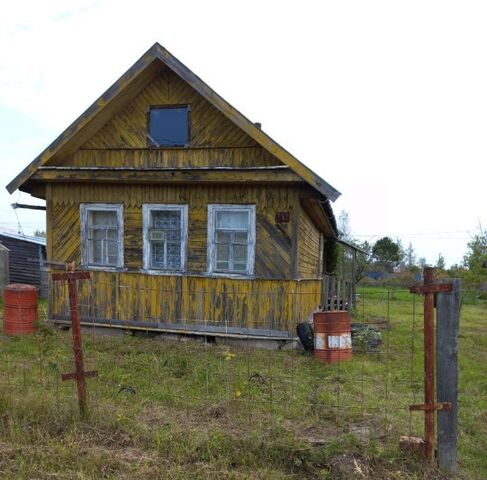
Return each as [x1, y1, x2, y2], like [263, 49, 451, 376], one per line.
[322, 274, 355, 311]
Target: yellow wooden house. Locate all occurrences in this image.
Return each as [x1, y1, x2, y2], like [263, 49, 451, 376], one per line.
[6, 43, 343, 340]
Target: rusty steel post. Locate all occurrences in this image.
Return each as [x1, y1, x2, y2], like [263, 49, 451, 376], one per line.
[423, 267, 436, 462]
[67, 273, 88, 416]
[52, 264, 96, 418]
[407, 269, 452, 463]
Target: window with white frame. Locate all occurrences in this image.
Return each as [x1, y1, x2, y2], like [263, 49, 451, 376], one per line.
[80, 204, 124, 268]
[143, 204, 188, 272]
[207, 205, 256, 276]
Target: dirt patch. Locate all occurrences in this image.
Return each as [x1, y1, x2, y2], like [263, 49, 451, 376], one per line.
[329, 453, 370, 479]
[0, 441, 18, 460]
[298, 424, 343, 446]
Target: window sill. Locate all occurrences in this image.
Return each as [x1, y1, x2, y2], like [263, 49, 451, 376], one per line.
[208, 272, 254, 280]
[147, 144, 189, 149]
[140, 269, 186, 276]
[80, 265, 127, 272]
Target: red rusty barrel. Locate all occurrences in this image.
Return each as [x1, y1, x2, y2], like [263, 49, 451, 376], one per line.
[313, 310, 352, 363]
[3, 284, 39, 335]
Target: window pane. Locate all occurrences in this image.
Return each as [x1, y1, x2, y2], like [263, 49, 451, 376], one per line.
[166, 229, 181, 242]
[90, 210, 117, 227]
[107, 240, 118, 265]
[152, 211, 181, 242]
[152, 210, 181, 229]
[166, 243, 181, 269]
[149, 107, 188, 146]
[216, 261, 230, 270]
[234, 232, 248, 244]
[107, 229, 118, 241]
[91, 229, 105, 241]
[233, 244, 247, 264]
[216, 244, 230, 263]
[149, 209, 184, 270]
[216, 211, 248, 230]
[216, 230, 231, 243]
[91, 240, 103, 264]
[151, 243, 165, 268]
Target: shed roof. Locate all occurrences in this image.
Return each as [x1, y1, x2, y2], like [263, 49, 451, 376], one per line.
[6, 43, 341, 202]
[0, 230, 46, 246]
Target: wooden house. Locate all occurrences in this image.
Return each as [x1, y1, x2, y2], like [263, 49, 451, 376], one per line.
[0, 231, 47, 297]
[6, 43, 343, 340]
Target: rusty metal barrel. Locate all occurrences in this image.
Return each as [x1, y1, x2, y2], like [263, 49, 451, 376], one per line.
[2, 284, 39, 335]
[313, 310, 352, 363]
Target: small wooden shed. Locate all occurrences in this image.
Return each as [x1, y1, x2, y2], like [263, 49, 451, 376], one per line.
[6, 43, 345, 339]
[0, 242, 8, 294]
[0, 231, 47, 297]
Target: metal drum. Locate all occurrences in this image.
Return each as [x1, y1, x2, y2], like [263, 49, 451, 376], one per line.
[313, 310, 352, 363]
[3, 284, 39, 335]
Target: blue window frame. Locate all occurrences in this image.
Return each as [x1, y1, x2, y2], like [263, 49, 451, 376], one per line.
[148, 106, 189, 146]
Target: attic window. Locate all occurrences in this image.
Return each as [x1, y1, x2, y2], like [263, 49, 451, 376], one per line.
[148, 106, 189, 147]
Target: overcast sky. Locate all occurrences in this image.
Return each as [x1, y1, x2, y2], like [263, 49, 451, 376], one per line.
[1, 0, 486, 267]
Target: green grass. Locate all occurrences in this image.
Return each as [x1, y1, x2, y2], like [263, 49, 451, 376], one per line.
[0, 289, 485, 479]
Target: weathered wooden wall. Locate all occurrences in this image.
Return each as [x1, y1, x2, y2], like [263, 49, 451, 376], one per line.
[50, 271, 321, 336]
[85, 70, 257, 149]
[50, 69, 280, 169]
[66, 147, 279, 169]
[41, 65, 331, 334]
[48, 183, 298, 279]
[297, 207, 322, 279]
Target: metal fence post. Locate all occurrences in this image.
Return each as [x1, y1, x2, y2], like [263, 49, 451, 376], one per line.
[407, 268, 453, 463]
[52, 263, 97, 417]
[436, 278, 461, 474]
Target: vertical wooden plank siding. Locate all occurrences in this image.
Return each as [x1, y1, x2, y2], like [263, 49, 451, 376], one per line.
[40, 65, 332, 335]
[51, 271, 321, 335]
[46, 182, 324, 334]
[49, 183, 296, 278]
[66, 147, 279, 169]
[46, 184, 53, 262]
[297, 206, 321, 279]
[436, 278, 461, 474]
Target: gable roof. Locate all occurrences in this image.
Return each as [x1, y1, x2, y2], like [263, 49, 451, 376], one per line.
[6, 43, 341, 201]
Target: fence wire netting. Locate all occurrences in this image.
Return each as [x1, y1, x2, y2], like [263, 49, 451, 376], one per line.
[0, 283, 425, 448]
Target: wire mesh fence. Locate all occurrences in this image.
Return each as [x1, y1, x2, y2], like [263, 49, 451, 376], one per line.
[0, 282, 426, 450]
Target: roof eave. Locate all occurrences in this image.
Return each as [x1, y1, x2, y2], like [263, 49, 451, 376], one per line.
[6, 43, 163, 194]
[151, 44, 341, 201]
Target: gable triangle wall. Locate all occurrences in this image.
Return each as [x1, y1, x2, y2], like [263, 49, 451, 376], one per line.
[49, 69, 284, 170]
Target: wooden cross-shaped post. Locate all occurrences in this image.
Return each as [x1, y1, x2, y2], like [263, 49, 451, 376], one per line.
[52, 262, 97, 417]
[408, 267, 452, 462]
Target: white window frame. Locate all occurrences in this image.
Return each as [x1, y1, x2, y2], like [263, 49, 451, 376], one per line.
[142, 204, 188, 273]
[207, 204, 256, 277]
[80, 203, 124, 269]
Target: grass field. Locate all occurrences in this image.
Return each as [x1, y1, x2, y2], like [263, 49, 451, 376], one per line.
[0, 286, 485, 479]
